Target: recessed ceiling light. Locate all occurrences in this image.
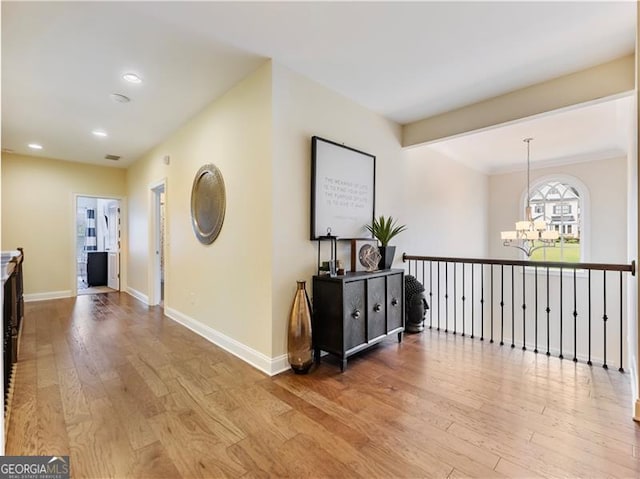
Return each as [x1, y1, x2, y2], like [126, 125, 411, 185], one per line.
[92, 129, 108, 138]
[110, 93, 131, 103]
[28, 143, 43, 150]
[123, 73, 142, 84]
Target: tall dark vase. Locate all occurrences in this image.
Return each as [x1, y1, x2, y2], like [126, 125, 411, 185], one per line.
[379, 246, 396, 270]
[287, 281, 313, 374]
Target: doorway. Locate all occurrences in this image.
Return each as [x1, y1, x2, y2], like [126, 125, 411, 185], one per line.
[150, 182, 166, 306]
[76, 196, 121, 295]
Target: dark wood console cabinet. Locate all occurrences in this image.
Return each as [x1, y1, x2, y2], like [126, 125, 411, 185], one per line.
[2, 248, 24, 432]
[312, 269, 404, 371]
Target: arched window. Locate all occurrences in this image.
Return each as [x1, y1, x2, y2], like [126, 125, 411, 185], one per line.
[525, 176, 588, 262]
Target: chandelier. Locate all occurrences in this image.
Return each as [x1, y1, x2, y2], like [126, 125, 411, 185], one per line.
[500, 138, 559, 257]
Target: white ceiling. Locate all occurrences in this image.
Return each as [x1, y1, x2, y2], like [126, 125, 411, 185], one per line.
[1, 1, 636, 167]
[426, 95, 633, 174]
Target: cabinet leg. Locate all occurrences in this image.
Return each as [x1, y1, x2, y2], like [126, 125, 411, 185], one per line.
[397, 332, 403, 342]
[340, 358, 347, 372]
[314, 348, 321, 363]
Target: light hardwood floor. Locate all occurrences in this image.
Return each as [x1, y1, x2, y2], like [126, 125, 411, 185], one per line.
[6, 293, 640, 478]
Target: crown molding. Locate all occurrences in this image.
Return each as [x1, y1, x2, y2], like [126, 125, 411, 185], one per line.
[488, 148, 626, 175]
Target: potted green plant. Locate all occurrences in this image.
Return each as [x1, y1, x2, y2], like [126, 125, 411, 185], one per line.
[366, 215, 407, 270]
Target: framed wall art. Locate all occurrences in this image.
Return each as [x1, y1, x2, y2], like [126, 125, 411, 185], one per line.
[310, 136, 375, 240]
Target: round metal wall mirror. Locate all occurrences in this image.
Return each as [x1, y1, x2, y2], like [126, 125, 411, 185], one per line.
[190, 164, 226, 244]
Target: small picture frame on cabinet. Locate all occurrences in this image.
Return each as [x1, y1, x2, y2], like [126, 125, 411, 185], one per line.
[350, 239, 379, 272]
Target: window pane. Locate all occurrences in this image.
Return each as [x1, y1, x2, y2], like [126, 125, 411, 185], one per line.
[552, 204, 571, 214]
[528, 180, 581, 263]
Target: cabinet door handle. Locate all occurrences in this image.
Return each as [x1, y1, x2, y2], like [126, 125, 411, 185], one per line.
[352, 309, 361, 319]
[374, 303, 382, 312]
[391, 298, 398, 306]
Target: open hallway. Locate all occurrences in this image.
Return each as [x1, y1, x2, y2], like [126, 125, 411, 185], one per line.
[6, 293, 640, 478]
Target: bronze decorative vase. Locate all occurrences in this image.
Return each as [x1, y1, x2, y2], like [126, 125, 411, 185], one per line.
[287, 281, 313, 374]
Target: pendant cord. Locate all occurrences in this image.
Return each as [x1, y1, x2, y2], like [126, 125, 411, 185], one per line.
[524, 138, 533, 207]
[526, 139, 530, 205]
[501, 136, 556, 256]
[524, 137, 533, 220]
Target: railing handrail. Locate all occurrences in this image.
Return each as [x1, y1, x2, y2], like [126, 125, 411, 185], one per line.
[403, 253, 635, 276]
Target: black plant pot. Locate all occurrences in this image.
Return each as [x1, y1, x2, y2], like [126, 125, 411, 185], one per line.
[378, 246, 396, 270]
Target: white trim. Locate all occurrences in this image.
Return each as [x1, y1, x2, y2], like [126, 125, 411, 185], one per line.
[523, 266, 589, 278]
[72, 193, 125, 297]
[126, 287, 149, 305]
[409, 91, 634, 151]
[270, 355, 291, 376]
[148, 178, 167, 307]
[519, 174, 591, 262]
[630, 353, 638, 419]
[490, 149, 626, 175]
[164, 306, 289, 376]
[24, 290, 73, 302]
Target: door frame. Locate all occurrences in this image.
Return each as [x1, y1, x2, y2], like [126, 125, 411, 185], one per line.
[107, 200, 121, 290]
[72, 193, 125, 297]
[149, 179, 167, 307]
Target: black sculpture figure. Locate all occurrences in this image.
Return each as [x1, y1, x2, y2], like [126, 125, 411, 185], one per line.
[405, 275, 429, 333]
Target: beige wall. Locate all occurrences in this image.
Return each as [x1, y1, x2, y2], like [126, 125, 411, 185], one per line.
[127, 60, 490, 365]
[489, 157, 628, 263]
[123, 60, 499, 364]
[271, 63, 407, 358]
[404, 54, 634, 147]
[1, 153, 127, 296]
[7, 56, 629, 378]
[126, 62, 274, 358]
[403, 147, 489, 258]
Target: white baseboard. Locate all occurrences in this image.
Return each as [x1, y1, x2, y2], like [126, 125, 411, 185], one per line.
[270, 354, 290, 376]
[630, 353, 638, 419]
[164, 306, 289, 376]
[24, 290, 72, 302]
[126, 287, 149, 305]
